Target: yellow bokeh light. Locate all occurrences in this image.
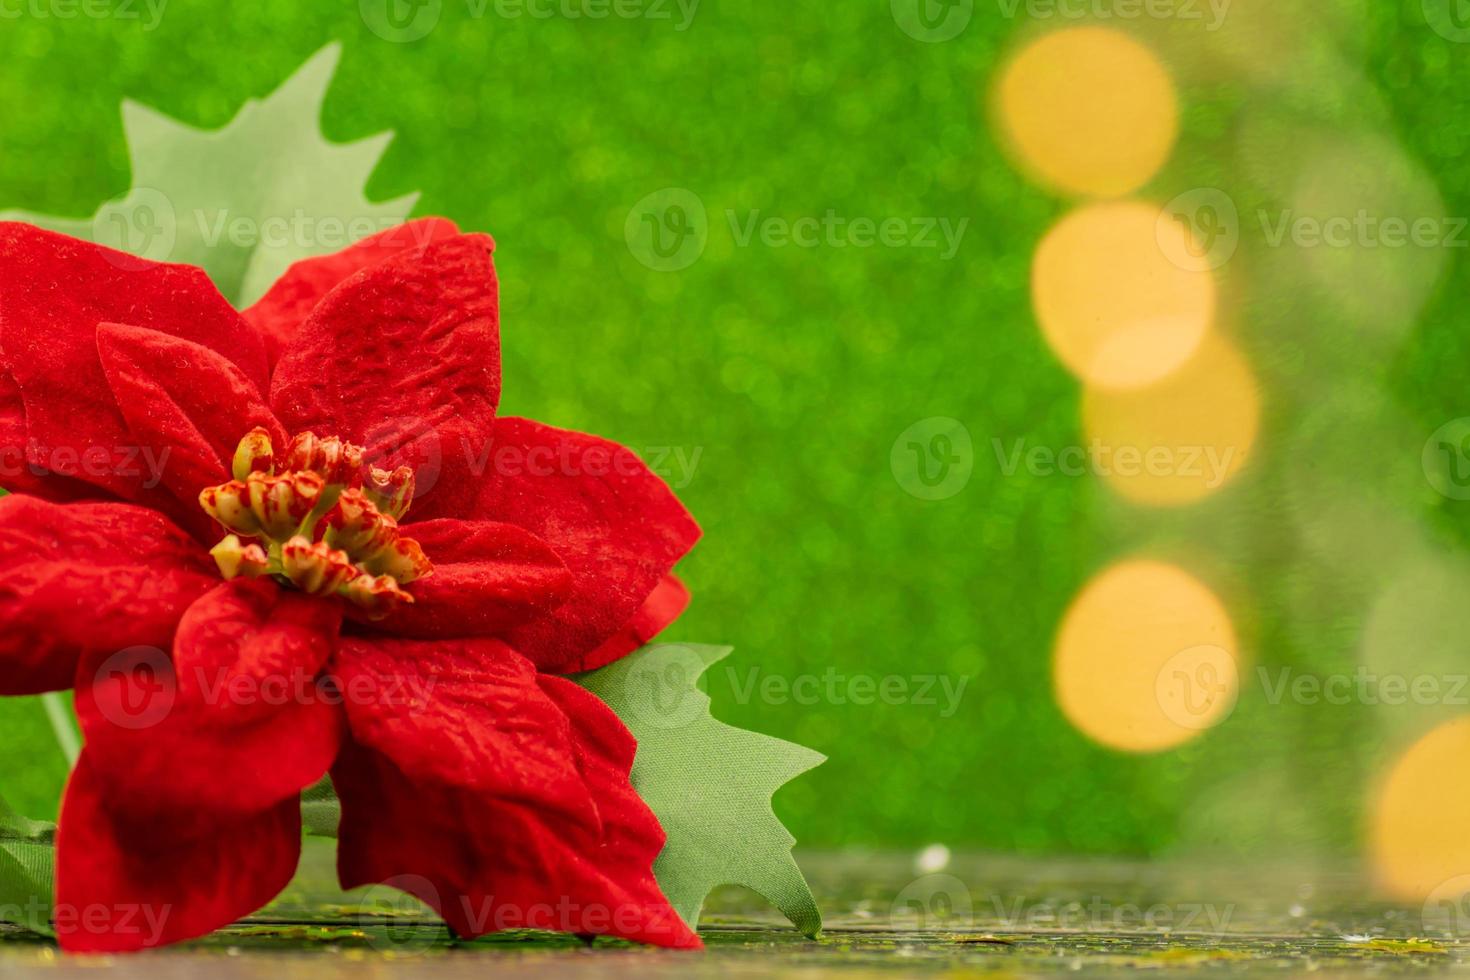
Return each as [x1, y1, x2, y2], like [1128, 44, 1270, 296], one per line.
[1054, 560, 1239, 754]
[1372, 718, 1470, 901]
[1032, 201, 1216, 390]
[996, 26, 1178, 198]
[1081, 335, 1260, 507]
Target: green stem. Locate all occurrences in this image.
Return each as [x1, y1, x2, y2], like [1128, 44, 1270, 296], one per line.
[40, 693, 80, 767]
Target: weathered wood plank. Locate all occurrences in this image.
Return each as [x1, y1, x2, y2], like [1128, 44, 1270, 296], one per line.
[4, 845, 1468, 975]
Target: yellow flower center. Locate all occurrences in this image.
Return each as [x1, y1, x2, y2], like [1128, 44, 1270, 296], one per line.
[198, 428, 432, 619]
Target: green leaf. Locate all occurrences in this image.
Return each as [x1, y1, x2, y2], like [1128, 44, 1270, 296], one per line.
[0, 793, 56, 936]
[286, 645, 824, 936]
[0, 44, 415, 307]
[576, 644, 825, 937]
[0, 695, 72, 820]
[301, 778, 341, 840]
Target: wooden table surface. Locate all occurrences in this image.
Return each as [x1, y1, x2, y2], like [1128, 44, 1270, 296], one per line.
[4, 841, 1468, 976]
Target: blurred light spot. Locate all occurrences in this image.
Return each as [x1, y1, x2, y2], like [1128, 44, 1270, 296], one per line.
[915, 843, 951, 874]
[1032, 201, 1215, 390]
[1161, 0, 1370, 94]
[1054, 560, 1238, 753]
[1281, 383, 1430, 580]
[1170, 768, 1321, 860]
[1362, 556, 1470, 741]
[1081, 335, 1260, 506]
[1372, 718, 1470, 900]
[1290, 131, 1448, 342]
[996, 26, 1177, 198]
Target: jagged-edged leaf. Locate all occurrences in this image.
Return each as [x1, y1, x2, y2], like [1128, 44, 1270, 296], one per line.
[0, 793, 55, 936]
[1, 44, 415, 307]
[577, 644, 824, 936]
[290, 644, 824, 936]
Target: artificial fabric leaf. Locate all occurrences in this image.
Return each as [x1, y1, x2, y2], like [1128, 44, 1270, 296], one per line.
[0, 792, 56, 936]
[287, 644, 824, 936]
[300, 778, 341, 840]
[0, 44, 415, 308]
[576, 644, 825, 936]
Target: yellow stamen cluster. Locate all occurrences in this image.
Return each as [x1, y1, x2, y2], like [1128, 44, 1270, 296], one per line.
[199, 428, 430, 619]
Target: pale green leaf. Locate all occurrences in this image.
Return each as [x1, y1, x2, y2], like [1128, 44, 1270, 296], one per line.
[288, 644, 825, 937]
[576, 644, 825, 936]
[0, 44, 415, 307]
[0, 793, 55, 936]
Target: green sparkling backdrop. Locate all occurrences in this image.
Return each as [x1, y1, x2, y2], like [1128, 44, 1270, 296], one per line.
[1, 0, 1468, 866]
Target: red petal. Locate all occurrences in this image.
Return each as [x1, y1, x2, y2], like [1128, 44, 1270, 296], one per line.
[97, 323, 286, 535]
[56, 753, 301, 953]
[332, 636, 590, 806]
[476, 418, 701, 673]
[270, 233, 500, 522]
[0, 496, 215, 696]
[330, 638, 699, 948]
[0, 223, 267, 500]
[244, 219, 461, 369]
[538, 675, 699, 944]
[372, 519, 573, 639]
[579, 574, 690, 673]
[75, 579, 343, 816]
[0, 366, 96, 501]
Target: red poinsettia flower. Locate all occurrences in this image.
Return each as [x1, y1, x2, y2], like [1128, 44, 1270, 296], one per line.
[0, 218, 702, 952]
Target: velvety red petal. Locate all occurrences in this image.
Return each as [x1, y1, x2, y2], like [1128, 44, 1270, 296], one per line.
[0, 366, 96, 501]
[56, 753, 301, 953]
[475, 418, 700, 673]
[97, 323, 286, 535]
[0, 495, 215, 696]
[372, 519, 573, 639]
[578, 574, 690, 673]
[244, 218, 461, 369]
[537, 676, 698, 942]
[75, 579, 343, 817]
[270, 233, 500, 522]
[0, 223, 268, 500]
[330, 640, 699, 948]
[331, 636, 591, 808]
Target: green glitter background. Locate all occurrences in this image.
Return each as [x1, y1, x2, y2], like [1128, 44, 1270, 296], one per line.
[1, 0, 1469, 867]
